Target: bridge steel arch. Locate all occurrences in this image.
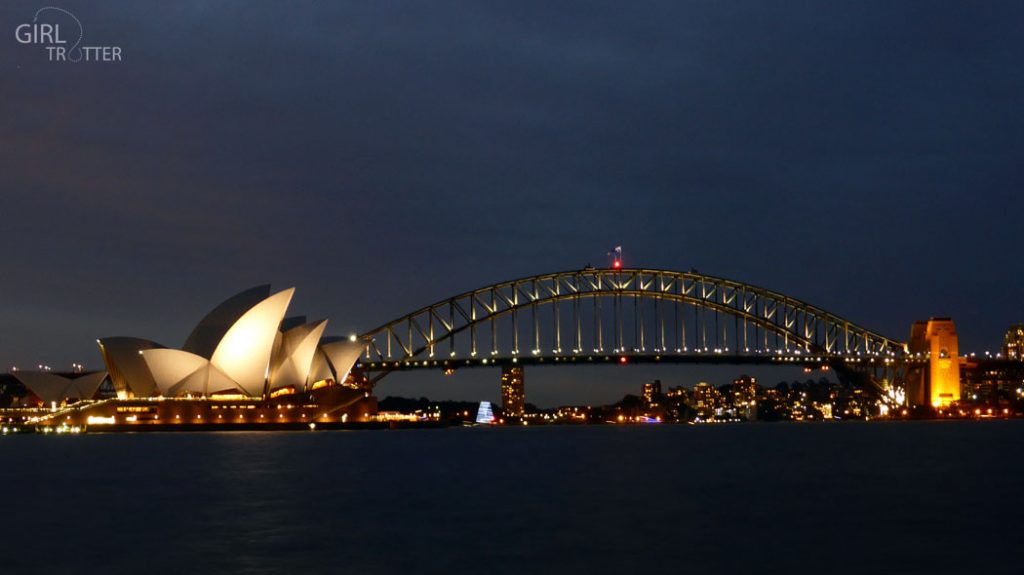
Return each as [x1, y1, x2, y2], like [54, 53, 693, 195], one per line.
[359, 269, 906, 371]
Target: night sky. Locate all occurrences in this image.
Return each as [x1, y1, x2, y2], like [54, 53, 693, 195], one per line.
[2, 2, 1022, 406]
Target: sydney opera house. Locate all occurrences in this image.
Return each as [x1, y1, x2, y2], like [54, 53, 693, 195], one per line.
[0, 286, 377, 430]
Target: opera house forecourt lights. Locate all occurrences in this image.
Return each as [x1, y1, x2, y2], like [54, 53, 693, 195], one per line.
[1, 286, 379, 432]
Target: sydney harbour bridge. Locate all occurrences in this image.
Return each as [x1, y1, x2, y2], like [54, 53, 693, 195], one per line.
[356, 267, 914, 406]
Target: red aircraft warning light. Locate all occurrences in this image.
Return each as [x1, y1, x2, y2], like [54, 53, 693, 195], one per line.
[608, 245, 623, 269]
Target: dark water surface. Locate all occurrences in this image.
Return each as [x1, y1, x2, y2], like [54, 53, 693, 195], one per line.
[2, 422, 1022, 574]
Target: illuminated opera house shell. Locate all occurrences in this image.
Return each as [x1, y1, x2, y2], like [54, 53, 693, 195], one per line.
[98, 286, 365, 399]
[12, 371, 109, 405]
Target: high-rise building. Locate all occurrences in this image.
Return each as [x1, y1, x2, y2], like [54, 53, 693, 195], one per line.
[500, 365, 525, 417]
[642, 379, 662, 405]
[732, 374, 758, 420]
[692, 382, 722, 419]
[732, 375, 758, 405]
[1003, 325, 1024, 359]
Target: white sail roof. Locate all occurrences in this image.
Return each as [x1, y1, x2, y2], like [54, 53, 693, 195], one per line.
[141, 349, 247, 397]
[308, 349, 334, 384]
[141, 349, 210, 397]
[182, 285, 271, 359]
[98, 337, 163, 397]
[13, 372, 73, 404]
[13, 371, 107, 404]
[66, 371, 108, 400]
[320, 338, 365, 384]
[210, 288, 295, 398]
[269, 320, 328, 392]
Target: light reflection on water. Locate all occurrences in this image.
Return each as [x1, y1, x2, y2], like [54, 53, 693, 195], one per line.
[3, 422, 1023, 574]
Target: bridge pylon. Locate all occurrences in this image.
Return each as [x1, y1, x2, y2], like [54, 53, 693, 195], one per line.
[905, 318, 960, 408]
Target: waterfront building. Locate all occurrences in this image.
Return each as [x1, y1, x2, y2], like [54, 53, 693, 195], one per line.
[732, 375, 758, 420]
[96, 286, 367, 400]
[642, 380, 662, 405]
[692, 382, 721, 419]
[1003, 325, 1024, 359]
[3, 286, 376, 428]
[960, 358, 1024, 404]
[732, 375, 757, 405]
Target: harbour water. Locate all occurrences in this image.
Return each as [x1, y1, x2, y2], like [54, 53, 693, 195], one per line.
[2, 421, 1022, 574]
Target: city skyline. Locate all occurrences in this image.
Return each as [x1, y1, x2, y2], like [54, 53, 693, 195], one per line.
[3, 2, 1023, 406]
[4, 5, 1024, 574]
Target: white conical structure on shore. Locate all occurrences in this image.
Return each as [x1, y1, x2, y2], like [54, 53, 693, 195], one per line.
[475, 401, 495, 424]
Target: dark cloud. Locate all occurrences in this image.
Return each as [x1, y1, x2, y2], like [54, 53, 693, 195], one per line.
[2, 1, 1022, 405]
